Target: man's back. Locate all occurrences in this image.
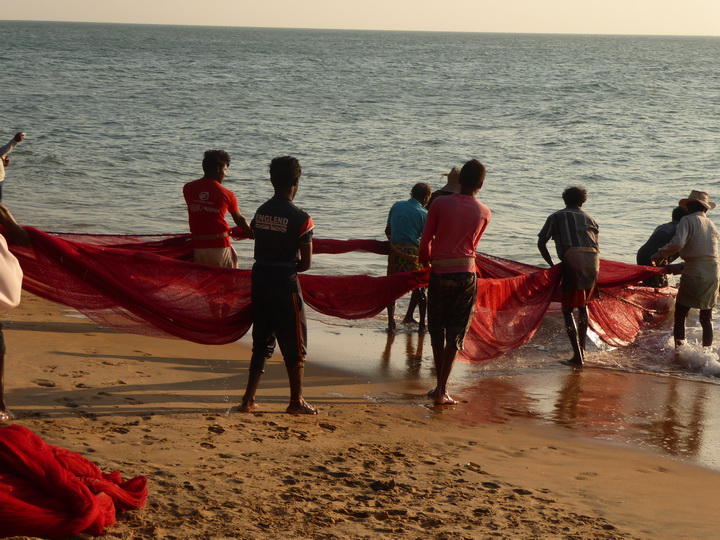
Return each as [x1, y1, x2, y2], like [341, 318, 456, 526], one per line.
[661, 212, 719, 260]
[387, 198, 427, 246]
[637, 221, 677, 265]
[539, 207, 599, 261]
[419, 193, 491, 266]
[252, 196, 314, 270]
[183, 178, 238, 248]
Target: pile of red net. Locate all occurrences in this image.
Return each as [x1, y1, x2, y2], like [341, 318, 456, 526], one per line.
[0, 424, 147, 538]
[7, 227, 671, 362]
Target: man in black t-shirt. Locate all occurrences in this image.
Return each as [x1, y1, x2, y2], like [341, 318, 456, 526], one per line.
[238, 156, 317, 415]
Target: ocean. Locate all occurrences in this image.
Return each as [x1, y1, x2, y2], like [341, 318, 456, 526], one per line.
[3, 21, 720, 466]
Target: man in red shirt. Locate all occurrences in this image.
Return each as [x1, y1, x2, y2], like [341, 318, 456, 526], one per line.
[419, 159, 491, 405]
[183, 150, 253, 268]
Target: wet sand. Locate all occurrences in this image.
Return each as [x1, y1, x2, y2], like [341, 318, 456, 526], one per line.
[4, 293, 720, 539]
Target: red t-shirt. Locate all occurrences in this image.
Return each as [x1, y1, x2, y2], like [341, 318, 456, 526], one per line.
[419, 193, 492, 274]
[183, 178, 239, 249]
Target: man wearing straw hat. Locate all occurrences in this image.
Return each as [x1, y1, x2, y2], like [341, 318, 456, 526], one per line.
[652, 190, 720, 350]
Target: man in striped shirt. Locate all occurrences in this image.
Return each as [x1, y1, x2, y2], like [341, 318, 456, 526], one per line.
[537, 186, 600, 366]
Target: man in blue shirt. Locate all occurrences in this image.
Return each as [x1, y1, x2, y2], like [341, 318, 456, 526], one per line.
[385, 182, 431, 332]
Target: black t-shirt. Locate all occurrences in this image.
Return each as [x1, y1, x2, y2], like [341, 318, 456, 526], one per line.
[251, 196, 314, 270]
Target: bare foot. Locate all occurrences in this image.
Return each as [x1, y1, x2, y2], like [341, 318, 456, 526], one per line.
[286, 400, 318, 415]
[234, 401, 258, 413]
[418, 324, 426, 333]
[387, 321, 397, 333]
[559, 358, 584, 367]
[402, 317, 418, 325]
[434, 393, 458, 405]
[0, 409, 15, 422]
[426, 387, 437, 398]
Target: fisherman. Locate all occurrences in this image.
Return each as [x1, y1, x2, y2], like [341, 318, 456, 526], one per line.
[637, 206, 688, 287]
[419, 159, 491, 405]
[537, 186, 600, 367]
[183, 149, 253, 268]
[427, 167, 460, 209]
[239, 156, 317, 415]
[385, 182, 432, 332]
[651, 191, 719, 350]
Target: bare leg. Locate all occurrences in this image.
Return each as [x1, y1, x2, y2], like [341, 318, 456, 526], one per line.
[0, 327, 9, 421]
[418, 289, 427, 332]
[0, 351, 8, 422]
[700, 308, 713, 347]
[674, 303, 691, 347]
[427, 342, 443, 398]
[403, 289, 421, 324]
[577, 306, 589, 357]
[238, 370, 263, 412]
[434, 345, 460, 405]
[386, 302, 397, 332]
[561, 307, 583, 365]
[286, 365, 317, 415]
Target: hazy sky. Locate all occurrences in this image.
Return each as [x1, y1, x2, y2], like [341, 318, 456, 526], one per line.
[4, 0, 720, 36]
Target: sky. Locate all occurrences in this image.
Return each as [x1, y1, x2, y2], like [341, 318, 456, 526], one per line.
[4, 0, 720, 37]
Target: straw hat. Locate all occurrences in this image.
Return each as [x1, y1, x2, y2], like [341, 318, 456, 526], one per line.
[679, 190, 716, 211]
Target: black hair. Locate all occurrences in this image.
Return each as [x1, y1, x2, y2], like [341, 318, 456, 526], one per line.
[411, 182, 432, 201]
[562, 186, 587, 207]
[671, 206, 688, 221]
[202, 150, 231, 176]
[459, 159, 486, 190]
[270, 156, 302, 188]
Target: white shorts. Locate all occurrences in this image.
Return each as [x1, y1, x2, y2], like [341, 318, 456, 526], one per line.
[193, 247, 238, 269]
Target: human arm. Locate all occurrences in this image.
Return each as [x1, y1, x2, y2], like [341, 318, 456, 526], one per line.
[418, 207, 437, 266]
[0, 204, 30, 246]
[537, 215, 555, 266]
[537, 236, 554, 267]
[0, 133, 23, 159]
[297, 241, 312, 273]
[651, 220, 688, 265]
[231, 211, 254, 239]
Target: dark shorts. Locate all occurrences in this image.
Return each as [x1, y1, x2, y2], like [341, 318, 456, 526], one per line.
[427, 272, 477, 350]
[250, 268, 307, 372]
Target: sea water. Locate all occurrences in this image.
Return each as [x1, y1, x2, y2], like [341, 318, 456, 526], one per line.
[3, 21, 720, 465]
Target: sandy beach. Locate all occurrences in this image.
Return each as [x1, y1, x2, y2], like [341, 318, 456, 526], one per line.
[4, 292, 720, 539]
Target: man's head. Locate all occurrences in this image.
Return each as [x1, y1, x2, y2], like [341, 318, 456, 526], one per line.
[411, 182, 432, 207]
[679, 190, 715, 213]
[459, 159, 486, 194]
[202, 150, 231, 180]
[562, 186, 587, 208]
[671, 206, 688, 222]
[270, 156, 302, 191]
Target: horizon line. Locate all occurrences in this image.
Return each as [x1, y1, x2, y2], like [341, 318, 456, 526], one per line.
[3, 19, 719, 39]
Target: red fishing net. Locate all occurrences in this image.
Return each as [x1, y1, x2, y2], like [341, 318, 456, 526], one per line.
[0, 424, 147, 539]
[7, 228, 671, 361]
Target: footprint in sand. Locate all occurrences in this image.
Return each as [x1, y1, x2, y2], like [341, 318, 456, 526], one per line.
[33, 379, 57, 388]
